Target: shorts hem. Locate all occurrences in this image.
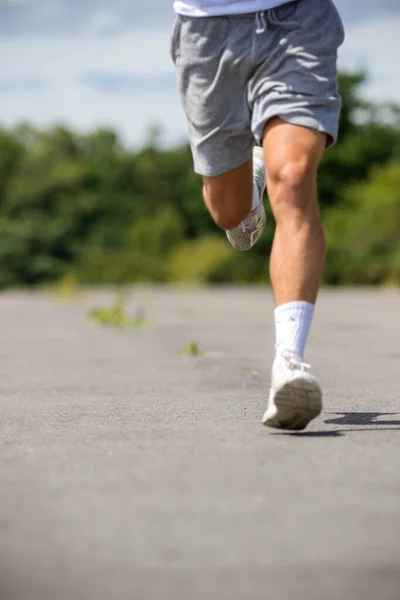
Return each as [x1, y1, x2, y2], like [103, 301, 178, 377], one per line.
[193, 146, 254, 177]
[254, 113, 338, 149]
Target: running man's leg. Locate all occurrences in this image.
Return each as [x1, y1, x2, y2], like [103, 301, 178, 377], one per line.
[261, 120, 325, 430]
[202, 158, 253, 231]
[254, 0, 344, 429]
[203, 147, 266, 250]
[171, 14, 267, 247]
[263, 118, 326, 307]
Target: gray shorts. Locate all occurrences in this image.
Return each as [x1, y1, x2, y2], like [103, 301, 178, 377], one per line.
[171, 0, 345, 176]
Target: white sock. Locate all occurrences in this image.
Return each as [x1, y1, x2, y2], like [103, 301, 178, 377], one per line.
[274, 301, 315, 361]
[251, 180, 261, 211]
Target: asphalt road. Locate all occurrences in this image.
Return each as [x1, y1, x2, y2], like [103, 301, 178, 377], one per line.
[1, 287, 400, 600]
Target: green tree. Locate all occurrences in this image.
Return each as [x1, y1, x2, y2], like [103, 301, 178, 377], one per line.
[0, 71, 399, 287]
[325, 161, 400, 284]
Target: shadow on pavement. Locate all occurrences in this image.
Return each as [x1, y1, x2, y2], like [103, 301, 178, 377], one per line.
[283, 430, 344, 437]
[324, 412, 400, 426]
[271, 412, 400, 437]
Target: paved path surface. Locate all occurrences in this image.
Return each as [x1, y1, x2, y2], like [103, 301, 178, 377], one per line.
[1, 288, 400, 600]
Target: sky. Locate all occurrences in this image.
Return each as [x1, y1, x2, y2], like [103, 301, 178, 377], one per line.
[1, 0, 400, 148]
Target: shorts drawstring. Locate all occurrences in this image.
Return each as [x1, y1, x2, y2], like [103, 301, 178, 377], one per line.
[255, 11, 267, 34]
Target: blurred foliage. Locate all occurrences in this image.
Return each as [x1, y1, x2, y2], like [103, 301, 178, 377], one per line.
[168, 236, 234, 284]
[50, 271, 79, 300]
[183, 340, 201, 356]
[89, 292, 152, 329]
[0, 72, 399, 288]
[325, 161, 400, 284]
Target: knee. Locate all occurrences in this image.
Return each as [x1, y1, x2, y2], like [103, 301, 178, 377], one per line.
[203, 184, 251, 231]
[277, 161, 310, 191]
[268, 159, 316, 215]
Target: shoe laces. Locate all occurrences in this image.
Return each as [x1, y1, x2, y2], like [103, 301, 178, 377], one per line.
[281, 349, 311, 372]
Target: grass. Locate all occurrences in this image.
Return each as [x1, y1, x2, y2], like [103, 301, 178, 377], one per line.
[89, 293, 152, 329]
[183, 340, 201, 356]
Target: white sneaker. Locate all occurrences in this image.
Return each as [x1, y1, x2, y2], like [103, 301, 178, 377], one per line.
[226, 146, 266, 251]
[262, 350, 322, 431]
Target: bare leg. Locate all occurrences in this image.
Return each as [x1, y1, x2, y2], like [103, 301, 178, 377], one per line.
[263, 118, 326, 306]
[262, 118, 325, 430]
[202, 158, 253, 231]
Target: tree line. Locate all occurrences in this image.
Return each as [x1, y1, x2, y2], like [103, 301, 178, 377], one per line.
[0, 72, 399, 288]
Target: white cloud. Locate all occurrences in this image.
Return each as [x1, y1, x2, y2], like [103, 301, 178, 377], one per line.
[0, 27, 173, 80]
[0, 13, 399, 148]
[38, 1, 63, 20]
[0, 0, 32, 4]
[85, 9, 120, 36]
[0, 26, 181, 146]
[338, 15, 400, 102]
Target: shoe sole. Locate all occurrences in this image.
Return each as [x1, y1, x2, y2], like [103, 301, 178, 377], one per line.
[263, 378, 322, 431]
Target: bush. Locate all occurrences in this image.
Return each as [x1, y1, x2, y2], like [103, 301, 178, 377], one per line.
[0, 73, 399, 288]
[168, 236, 236, 283]
[325, 161, 400, 284]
